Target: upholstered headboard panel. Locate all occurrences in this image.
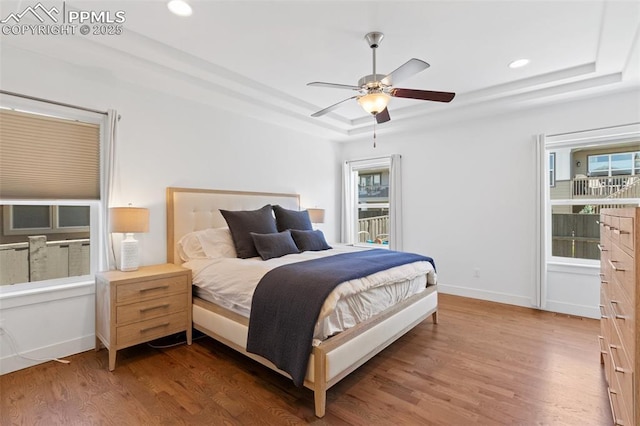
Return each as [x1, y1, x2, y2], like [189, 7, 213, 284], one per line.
[166, 187, 300, 264]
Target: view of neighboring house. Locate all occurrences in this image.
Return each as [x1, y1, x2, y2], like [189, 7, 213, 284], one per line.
[358, 169, 390, 244]
[550, 144, 640, 260]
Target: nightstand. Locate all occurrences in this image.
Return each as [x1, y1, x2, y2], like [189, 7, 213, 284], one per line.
[95, 263, 192, 371]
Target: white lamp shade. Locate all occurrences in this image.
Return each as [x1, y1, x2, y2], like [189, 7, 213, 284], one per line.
[357, 92, 390, 115]
[110, 207, 149, 233]
[307, 208, 325, 224]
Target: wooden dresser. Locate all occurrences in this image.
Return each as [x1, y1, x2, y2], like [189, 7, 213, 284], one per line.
[599, 208, 639, 426]
[95, 263, 192, 371]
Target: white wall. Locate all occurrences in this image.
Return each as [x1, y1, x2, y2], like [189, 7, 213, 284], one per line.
[0, 45, 340, 373]
[340, 89, 640, 315]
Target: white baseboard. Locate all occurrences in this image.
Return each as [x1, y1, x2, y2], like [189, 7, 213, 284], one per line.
[438, 283, 535, 308]
[438, 283, 599, 319]
[543, 300, 599, 319]
[0, 334, 94, 375]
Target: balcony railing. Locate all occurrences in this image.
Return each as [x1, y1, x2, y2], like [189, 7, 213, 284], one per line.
[358, 215, 389, 244]
[572, 175, 640, 198]
[0, 236, 90, 285]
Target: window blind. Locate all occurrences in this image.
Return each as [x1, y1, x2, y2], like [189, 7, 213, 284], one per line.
[0, 109, 100, 199]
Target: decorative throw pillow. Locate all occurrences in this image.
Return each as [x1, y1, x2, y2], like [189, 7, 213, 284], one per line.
[272, 205, 313, 232]
[290, 229, 332, 252]
[220, 205, 278, 258]
[250, 230, 300, 260]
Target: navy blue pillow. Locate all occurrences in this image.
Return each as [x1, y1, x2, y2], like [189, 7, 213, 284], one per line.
[251, 230, 300, 260]
[220, 205, 277, 258]
[290, 229, 332, 252]
[272, 205, 313, 232]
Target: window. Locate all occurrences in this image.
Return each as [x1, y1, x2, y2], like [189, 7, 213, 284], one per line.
[343, 155, 402, 249]
[545, 130, 640, 263]
[3, 205, 90, 235]
[0, 103, 104, 287]
[587, 151, 640, 177]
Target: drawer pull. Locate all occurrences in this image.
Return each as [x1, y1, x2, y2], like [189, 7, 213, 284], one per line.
[608, 388, 624, 426]
[610, 301, 626, 320]
[598, 305, 608, 319]
[598, 244, 607, 252]
[598, 335, 608, 354]
[608, 260, 625, 272]
[139, 303, 170, 313]
[139, 285, 170, 292]
[140, 322, 170, 333]
[609, 344, 627, 374]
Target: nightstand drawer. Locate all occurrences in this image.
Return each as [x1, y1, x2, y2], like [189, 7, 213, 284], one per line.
[116, 293, 188, 325]
[117, 275, 188, 304]
[116, 311, 188, 348]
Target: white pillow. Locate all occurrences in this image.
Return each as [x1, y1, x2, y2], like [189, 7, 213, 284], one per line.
[199, 227, 237, 259]
[177, 227, 236, 261]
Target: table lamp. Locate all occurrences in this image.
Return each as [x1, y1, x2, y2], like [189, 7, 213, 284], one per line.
[307, 208, 325, 229]
[110, 206, 149, 271]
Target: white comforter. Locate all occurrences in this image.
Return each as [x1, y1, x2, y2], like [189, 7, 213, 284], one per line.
[185, 245, 437, 341]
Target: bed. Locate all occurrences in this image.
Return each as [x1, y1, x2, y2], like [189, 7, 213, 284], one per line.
[166, 187, 438, 417]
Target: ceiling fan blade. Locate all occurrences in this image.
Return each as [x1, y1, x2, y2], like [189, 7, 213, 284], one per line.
[375, 108, 391, 124]
[311, 96, 358, 117]
[381, 58, 430, 86]
[391, 88, 456, 103]
[307, 82, 362, 91]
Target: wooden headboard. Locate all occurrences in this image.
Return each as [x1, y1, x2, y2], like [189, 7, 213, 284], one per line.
[166, 187, 300, 264]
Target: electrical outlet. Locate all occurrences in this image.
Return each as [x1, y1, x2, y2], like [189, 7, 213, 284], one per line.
[473, 268, 480, 278]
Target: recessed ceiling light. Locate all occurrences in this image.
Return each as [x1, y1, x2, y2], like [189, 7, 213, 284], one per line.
[509, 59, 530, 69]
[167, 0, 192, 17]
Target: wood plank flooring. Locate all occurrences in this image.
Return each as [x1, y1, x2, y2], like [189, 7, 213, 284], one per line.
[1, 294, 612, 425]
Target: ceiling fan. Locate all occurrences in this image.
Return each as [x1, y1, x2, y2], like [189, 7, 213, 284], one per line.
[308, 32, 455, 123]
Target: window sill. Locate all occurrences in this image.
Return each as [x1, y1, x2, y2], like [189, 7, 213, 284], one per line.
[0, 276, 95, 309]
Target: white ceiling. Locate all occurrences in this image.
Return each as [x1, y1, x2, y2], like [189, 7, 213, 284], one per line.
[1, 0, 639, 141]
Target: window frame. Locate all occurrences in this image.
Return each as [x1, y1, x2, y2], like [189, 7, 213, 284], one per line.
[346, 158, 393, 248]
[0, 97, 105, 290]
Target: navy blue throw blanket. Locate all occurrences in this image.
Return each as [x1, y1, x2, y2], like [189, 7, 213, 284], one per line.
[246, 249, 435, 387]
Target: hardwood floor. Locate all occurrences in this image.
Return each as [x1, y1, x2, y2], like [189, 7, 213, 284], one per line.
[1, 294, 612, 425]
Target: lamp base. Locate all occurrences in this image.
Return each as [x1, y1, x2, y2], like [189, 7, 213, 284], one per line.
[120, 233, 140, 272]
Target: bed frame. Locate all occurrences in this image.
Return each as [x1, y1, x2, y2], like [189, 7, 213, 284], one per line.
[166, 187, 438, 417]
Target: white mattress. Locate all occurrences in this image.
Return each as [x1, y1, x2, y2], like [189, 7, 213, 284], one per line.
[185, 245, 437, 343]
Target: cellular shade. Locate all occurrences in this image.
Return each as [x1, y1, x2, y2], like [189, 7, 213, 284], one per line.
[0, 109, 100, 200]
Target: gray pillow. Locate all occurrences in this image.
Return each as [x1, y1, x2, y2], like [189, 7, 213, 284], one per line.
[220, 205, 277, 258]
[290, 229, 332, 252]
[251, 230, 300, 260]
[272, 205, 313, 232]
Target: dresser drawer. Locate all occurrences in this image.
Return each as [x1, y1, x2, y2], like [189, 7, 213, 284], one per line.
[617, 216, 635, 255]
[116, 311, 188, 348]
[608, 216, 620, 244]
[610, 345, 634, 426]
[610, 244, 635, 304]
[116, 293, 188, 326]
[117, 275, 189, 304]
[609, 291, 635, 356]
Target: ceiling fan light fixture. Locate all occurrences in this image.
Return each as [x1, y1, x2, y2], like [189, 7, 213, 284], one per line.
[358, 92, 390, 115]
[167, 0, 192, 17]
